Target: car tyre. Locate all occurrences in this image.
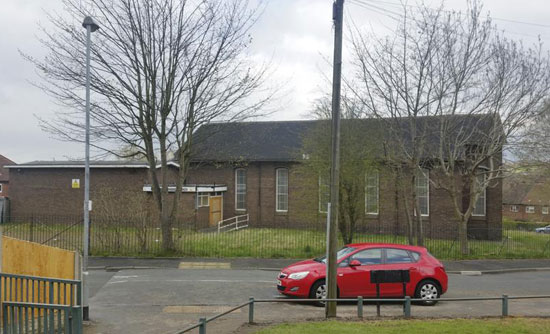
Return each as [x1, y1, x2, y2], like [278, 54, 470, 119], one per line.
[415, 279, 441, 306]
[309, 279, 327, 307]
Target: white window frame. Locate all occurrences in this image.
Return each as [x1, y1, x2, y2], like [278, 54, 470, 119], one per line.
[526, 206, 535, 214]
[472, 174, 486, 216]
[318, 174, 329, 214]
[510, 205, 518, 212]
[415, 169, 430, 217]
[0, 184, 3, 193]
[543, 207, 549, 215]
[235, 168, 247, 211]
[197, 192, 209, 207]
[276, 168, 289, 212]
[365, 171, 379, 215]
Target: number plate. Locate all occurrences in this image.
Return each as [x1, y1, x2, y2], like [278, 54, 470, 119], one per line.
[277, 280, 281, 286]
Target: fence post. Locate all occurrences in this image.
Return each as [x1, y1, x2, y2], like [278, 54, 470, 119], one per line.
[502, 295, 508, 317]
[404, 296, 411, 318]
[249, 297, 254, 324]
[199, 317, 206, 334]
[30, 215, 34, 242]
[357, 296, 363, 318]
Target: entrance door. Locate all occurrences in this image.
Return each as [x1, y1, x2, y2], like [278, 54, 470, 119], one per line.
[209, 196, 223, 227]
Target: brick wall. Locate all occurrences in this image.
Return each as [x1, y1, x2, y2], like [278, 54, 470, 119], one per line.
[8, 162, 502, 239]
[0, 181, 8, 198]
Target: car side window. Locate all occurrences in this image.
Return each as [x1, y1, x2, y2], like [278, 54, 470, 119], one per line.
[338, 258, 349, 267]
[410, 251, 421, 262]
[350, 248, 382, 265]
[385, 248, 413, 264]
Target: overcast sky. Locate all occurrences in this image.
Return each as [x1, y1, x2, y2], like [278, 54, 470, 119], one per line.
[1, 0, 549, 163]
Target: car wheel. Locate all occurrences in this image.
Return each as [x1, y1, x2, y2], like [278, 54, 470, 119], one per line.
[415, 280, 441, 306]
[309, 279, 326, 306]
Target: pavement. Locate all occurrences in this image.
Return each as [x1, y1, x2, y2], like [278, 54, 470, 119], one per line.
[82, 257, 550, 334]
[89, 256, 550, 274]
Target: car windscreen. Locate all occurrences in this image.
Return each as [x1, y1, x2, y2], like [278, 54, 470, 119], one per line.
[317, 247, 356, 263]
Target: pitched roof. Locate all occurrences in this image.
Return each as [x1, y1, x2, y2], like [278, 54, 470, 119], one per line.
[503, 171, 550, 205]
[190, 115, 498, 163]
[0, 154, 16, 182]
[191, 121, 320, 162]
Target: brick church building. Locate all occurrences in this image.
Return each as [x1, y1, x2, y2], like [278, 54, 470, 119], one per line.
[5, 117, 502, 239]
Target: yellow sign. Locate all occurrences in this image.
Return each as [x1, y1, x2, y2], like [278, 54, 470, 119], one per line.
[72, 179, 80, 189]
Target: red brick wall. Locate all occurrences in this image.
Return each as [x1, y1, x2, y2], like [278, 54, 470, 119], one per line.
[8, 162, 503, 239]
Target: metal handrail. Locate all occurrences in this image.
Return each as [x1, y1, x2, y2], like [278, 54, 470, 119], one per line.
[172, 294, 550, 334]
[217, 214, 249, 234]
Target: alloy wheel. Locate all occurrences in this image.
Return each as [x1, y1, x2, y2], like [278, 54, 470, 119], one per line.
[420, 283, 438, 300]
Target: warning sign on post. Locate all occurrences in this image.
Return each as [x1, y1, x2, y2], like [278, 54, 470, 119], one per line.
[72, 179, 80, 189]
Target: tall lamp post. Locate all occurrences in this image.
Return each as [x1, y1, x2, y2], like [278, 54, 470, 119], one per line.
[82, 15, 99, 321]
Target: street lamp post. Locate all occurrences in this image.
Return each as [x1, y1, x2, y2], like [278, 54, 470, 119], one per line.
[82, 15, 99, 321]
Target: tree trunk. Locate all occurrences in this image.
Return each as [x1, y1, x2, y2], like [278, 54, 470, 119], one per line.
[458, 217, 469, 256]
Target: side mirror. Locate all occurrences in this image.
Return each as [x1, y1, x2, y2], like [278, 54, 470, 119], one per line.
[349, 259, 361, 267]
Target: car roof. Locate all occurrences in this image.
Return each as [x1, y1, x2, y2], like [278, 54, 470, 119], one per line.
[345, 242, 426, 252]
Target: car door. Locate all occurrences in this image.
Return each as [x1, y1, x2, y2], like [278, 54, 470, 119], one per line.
[379, 248, 416, 296]
[337, 248, 384, 297]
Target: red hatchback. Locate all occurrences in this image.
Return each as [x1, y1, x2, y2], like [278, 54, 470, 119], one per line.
[277, 243, 448, 305]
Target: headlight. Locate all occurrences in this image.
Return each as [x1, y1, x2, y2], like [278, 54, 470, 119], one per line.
[288, 271, 309, 280]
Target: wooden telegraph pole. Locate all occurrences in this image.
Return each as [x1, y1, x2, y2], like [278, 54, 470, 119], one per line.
[326, 0, 344, 318]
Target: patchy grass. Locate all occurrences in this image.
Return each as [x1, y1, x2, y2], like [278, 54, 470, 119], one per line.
[3, 221, 550, 259]
[256, 318, 550, 334]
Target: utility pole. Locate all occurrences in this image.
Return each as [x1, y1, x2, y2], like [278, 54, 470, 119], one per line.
[326, 0, 344, 318]
[82, 16, 99, 321]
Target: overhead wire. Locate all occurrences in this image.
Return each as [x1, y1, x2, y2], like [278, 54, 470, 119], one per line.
[352, 0, 550, 29]
[347, 0, 548, 40]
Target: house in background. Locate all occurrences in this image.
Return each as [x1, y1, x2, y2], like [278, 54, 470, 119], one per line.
[0, 154, 16, 222]
[6, 117, 503, 240]
[502, 171, 550, 222]
[0, 154, 15, 198]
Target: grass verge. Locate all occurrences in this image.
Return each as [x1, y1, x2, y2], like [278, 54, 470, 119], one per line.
[256, 318, 550, 334]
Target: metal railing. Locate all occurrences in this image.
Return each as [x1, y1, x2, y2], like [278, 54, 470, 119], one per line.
[2, 302, 82, 334]
[4, 215, 550, 260]
[217, 214, 249, 234]
[0, 273, 81, 307]
[0, 273, 82, 334]
[173, 294, 550, 334]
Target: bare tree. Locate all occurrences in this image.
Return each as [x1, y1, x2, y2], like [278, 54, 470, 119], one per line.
[25, 0, 272, 252]
[513, 101, 550, 167]
[349, 1, 550, 254]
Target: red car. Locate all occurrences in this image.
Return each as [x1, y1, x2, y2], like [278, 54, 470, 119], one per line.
[277, 243, 448, 305]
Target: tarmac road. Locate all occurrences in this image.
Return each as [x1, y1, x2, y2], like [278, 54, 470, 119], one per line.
[84, 267, 550, 334]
